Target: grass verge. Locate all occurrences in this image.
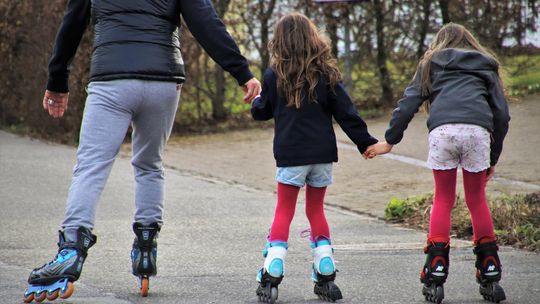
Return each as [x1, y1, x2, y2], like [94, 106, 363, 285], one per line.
[385, 192, 540, 252]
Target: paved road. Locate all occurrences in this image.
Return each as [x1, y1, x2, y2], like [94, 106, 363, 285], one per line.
[1, 131, 539, 303]
[160, 95, 540, 219]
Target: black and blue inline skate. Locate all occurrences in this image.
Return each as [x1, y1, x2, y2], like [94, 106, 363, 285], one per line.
[420, 241, 449, 304]
[256, 241, 287, 303]
[131, 222, 160, 297]
[474, 241, 506, 303]
[311, 238, 342, 302]
[23, 227, 96, 303]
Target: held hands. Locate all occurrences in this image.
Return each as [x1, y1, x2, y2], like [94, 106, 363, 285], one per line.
[43, 90, 69, 118]
[242, 77, 261, 104]
[362, 141, 393, 159]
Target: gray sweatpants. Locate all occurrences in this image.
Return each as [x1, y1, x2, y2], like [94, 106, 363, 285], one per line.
[62, 80, 180, 232]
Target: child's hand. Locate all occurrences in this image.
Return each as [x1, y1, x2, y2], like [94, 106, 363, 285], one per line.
[363, 142, 393, 159]
[486, 166, 495, 182]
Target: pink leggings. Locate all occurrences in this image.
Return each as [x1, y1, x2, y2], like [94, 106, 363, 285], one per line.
[268, 183, 330, 242]
[429, 169, 495, 244]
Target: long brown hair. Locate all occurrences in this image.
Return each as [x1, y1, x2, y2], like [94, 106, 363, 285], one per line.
[417, 23, 501, 97]
[269, 13, 341, 108]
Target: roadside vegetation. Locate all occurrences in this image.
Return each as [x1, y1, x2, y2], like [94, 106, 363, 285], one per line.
[385, 192, 540, 252]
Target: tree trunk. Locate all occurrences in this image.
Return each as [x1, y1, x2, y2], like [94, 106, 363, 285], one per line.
[417, 0, 432, 59]
[373, 0, 393, 106]
[323, 7, 339, 58]
[438, 0, 450, 24]
[210, 0, 231, 121]
[258, 0, 276, 73]
[343, 6, 353, 94]
[212, 66, 227, 121]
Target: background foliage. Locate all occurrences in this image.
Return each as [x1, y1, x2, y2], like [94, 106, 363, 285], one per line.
[0, 0, 538, 142]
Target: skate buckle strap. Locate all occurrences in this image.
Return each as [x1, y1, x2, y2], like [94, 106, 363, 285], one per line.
[312, 242, 336, 277]
[58, 227, 97, 257]
[133, 222, 160, 251]
[263, 245, 287, 278]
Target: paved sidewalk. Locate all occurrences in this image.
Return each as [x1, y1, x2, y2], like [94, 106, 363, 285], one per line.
[155, 95, 540, 219]
[1, 131, 539, 303]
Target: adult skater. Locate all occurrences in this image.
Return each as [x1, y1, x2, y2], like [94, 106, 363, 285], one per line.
[23, 0, 260, 302]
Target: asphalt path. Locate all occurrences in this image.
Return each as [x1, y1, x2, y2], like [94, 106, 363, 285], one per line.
[1, 131, 538, 303]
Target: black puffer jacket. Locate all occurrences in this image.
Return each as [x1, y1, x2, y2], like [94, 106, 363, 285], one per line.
[47, 0, 253, 92]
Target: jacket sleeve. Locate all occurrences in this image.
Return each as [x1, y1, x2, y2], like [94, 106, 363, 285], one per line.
[486, 72, 510, 166]
[46, 0, 91, 93]
[251, 69, 274, 121]
[384, 67, 427, 145]
[329, 82, 378, 153]
[179, 0, 254, 86]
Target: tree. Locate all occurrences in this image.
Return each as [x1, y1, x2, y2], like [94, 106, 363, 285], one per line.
[373, 0, 394, 105]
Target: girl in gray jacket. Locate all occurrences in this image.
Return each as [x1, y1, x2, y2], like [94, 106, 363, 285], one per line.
[366, 23, 510, 304]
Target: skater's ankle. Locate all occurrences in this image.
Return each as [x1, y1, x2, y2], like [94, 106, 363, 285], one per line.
[474, 236, 496, 245]
[427, 236, 450, 245]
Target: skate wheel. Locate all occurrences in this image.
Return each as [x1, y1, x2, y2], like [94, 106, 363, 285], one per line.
[34, 291, 47, 302]
[23, 292, 34, 303]
[47, 289, 60, 301]
[435, 285, 444, 304]
[60, 282, 74, 299]
[140, 277, 149, 297]
[270, 286, 278, 303]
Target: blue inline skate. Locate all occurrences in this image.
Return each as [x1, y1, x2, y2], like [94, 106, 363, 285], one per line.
[256, 241, 287, 303]
[131, 222, 160, 297]
[474, 241, 506, 303]
[23, 227, 96, 303]
[311, 238, 342, 302]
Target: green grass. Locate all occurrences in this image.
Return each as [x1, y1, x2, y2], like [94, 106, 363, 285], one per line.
[502, 54, 540, 96]
[385, 192, 540, 252]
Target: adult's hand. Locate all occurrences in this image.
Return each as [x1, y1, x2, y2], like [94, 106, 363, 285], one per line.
[43, 90, 69, 118]
[242, 77, 261, 104]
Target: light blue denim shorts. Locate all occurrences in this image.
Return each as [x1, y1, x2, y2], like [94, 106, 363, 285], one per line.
[276, 163, 333, 188]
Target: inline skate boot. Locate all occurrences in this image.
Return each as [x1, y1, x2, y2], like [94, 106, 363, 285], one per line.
[131, 222, 160, 297]
[311, 238, 342, 302]
[23, 227, 96, 303]
[420, 241, 449, 304]
[256, 241, 287, 303]
[474, 241, 506, 303]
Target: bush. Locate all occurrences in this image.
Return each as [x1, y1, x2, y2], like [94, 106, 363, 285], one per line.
[0, 0, 92, 143]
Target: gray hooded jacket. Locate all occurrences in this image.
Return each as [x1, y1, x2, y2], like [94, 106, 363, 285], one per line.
[385, 48, 510, 166]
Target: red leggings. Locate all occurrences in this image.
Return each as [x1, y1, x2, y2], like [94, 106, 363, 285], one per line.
[268, 183, 330, 242]
[429, 169, 495, 244]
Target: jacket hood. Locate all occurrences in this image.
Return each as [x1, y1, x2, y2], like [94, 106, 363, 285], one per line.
[431, 48, 499, 71]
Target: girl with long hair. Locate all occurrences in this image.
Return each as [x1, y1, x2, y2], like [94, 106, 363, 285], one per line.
[251, 13, 378, 303]
[367, 23, 510, 304]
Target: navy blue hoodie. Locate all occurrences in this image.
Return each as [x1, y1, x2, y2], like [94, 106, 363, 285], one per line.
[251, 68, 378, 167]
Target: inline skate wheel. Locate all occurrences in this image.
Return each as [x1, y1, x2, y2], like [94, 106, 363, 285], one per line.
[22, 292, 34, 303]
[34, 291, 47, 302]
[46, 289, 60, 301]
[269, 286, 278, 303]
[435, 286, 443, 304]
[60, 282, 75, 299]
[140, 277, 149, 297]
[256, 284, 278, 303]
